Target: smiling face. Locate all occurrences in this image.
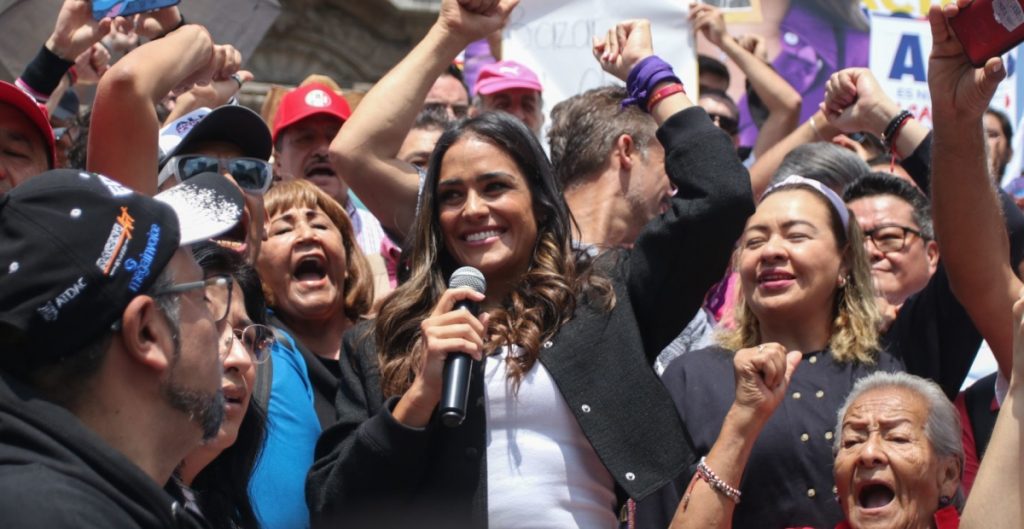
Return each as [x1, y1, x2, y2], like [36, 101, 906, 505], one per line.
[258, 205, 348, 323]
[738, 189, 846, 328]
[847, 195, 936, 306]
[274, 115, 347, 205]
[437, 135, 538, 292]
[834, 387, 961, 529]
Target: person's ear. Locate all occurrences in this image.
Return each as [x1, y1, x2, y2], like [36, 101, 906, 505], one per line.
[118, 295, 175, 373]
[936, 454, 962, 500]
[614, 134, 635, 170]
[925, 239, 940, 274]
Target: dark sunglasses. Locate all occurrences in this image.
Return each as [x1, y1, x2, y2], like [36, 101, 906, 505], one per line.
[708, 113, 739, 135]
[159, 155, 273, 195]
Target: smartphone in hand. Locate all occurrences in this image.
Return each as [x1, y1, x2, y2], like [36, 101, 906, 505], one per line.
[92, 0, 180, 21]
[950, 0, 1024, 67]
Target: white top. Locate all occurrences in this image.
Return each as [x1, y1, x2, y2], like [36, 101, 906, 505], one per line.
[484, 347, 618, 529]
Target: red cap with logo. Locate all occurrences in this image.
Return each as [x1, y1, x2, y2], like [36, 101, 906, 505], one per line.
[272, 83, 352, 143]
[0, 81, 56, 169]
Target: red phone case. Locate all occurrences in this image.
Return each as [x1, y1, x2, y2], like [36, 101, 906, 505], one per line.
[949, 0, 1024, 67]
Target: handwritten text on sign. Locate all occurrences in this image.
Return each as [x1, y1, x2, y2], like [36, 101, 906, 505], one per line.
[503, 0, 698, 139]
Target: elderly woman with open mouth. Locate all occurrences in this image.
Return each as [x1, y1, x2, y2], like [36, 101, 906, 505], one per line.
[665, 343, 966, 529]
[248, 179, 375, 529]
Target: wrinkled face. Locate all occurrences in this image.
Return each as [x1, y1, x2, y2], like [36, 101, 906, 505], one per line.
[480, 89, 544, 136]
[161, 249, 225, 441]
[191, 142, 267, 263]
[847, 195, 936, 306]
[258, 206, 348, 323]
[398, 127, 443, 169]
[275, 115, 347, 205]
[834, 387, 960, 529]
[425, 75, 470, 119]
[437, 135, 538, 290]
[208, 283, 256, 451]
[0, 103, 49, 194]
[738, 190, 846, 325]
[984, 113, 1011, 180]
[626, 141, 673, 231]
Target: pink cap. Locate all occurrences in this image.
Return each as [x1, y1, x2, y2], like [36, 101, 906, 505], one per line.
[473, 60, 543, 96]
[272, 83, 352, 143]
[0, 81, 55, 169]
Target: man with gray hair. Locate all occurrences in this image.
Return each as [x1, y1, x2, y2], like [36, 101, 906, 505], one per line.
[0, 169, 243, 528]
[548, 86, 674, 248]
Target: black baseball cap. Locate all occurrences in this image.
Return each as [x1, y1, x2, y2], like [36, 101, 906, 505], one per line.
[158, 105, 273, 169]
[0, 169, 245, 360]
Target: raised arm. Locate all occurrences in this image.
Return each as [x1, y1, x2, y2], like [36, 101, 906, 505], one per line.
[669, 344, 801, 529]
[747, 108, 839, 197]
[690, 3, 801, 158]
[960, 287, 1024, 528]
[329, 0, 516, 238]
[821, 68, 929, 170]
[927, 1, 1021, 378]
[594, 20, 753, 355]
[87, 11, 239, 194]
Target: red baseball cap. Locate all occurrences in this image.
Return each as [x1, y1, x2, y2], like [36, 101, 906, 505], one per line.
[0, 81, 56, 169]
[272, 83, 352, 143]
[474, 60, 543, 97]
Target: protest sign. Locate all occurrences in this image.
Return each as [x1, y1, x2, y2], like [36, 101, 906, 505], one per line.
[502, 0, 697, 137]
[869, 13, 1018, 129]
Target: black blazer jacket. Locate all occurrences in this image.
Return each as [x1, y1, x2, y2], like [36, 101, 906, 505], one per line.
[306, 107, 755, 529]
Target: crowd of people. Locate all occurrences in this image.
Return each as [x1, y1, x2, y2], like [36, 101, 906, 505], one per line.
[0, 0, 1021, 528]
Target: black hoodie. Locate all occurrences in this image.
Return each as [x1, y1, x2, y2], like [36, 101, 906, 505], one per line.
[0, 372, 209, 529]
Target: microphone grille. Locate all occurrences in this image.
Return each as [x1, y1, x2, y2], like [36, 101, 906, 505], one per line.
[449, 266, 487, 294]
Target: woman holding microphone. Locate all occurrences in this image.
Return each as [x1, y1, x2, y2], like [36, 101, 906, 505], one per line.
[307, 1, 754, 527]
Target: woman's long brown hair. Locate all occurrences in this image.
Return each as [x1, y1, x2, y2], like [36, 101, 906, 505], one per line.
[374, 113, 612, 397]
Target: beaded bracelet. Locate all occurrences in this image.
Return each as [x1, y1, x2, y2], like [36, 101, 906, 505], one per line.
[696, 457, 742, 504]
[881, 110, 913, 151]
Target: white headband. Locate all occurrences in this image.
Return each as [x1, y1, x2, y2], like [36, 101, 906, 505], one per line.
[762, 175, 850, 230]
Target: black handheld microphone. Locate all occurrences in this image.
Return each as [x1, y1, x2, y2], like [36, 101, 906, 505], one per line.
[440, 266, 487, 427]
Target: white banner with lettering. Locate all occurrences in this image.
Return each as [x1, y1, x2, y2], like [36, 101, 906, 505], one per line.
[502, 0, 698, 137]
[868, 13, 1018, 129]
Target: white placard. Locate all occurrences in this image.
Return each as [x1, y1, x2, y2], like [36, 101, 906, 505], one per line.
[502, 0, 698, 139]
[868, 13, 1018, 130]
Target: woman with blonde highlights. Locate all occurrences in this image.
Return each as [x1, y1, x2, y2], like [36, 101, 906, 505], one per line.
[643, 176, 938, 529]
[306, 4, 754, 528]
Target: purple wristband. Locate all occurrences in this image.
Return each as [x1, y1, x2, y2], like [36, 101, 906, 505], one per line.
[623, 56, 681, 111]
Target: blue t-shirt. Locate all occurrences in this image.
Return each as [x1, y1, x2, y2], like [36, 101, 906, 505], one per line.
[249, 325, 321, 529]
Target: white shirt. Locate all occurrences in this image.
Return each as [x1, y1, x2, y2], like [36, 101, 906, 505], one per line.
[484, 347, 617, 528]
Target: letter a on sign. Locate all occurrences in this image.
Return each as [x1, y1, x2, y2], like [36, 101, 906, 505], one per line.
[890, 34, 926, 81]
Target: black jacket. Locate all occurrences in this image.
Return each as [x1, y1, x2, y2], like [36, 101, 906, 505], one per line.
[0, 372, 209, 529]
[305, 107, 755, 528]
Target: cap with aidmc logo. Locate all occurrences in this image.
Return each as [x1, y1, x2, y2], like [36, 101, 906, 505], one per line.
[0, 169, 244, 361]
[473, 60, 544, 97]
[272, 83, 352, 143]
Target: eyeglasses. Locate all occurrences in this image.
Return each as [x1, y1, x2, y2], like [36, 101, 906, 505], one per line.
[708, 113, 739, 135]
[863, 225, 926, 253]
[159, 155, 273, 195]
[423, 102, 469, 118]
[151, 275, 233, 324]
[227, 324, 275, 364]
[53, 125, 80, 143]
